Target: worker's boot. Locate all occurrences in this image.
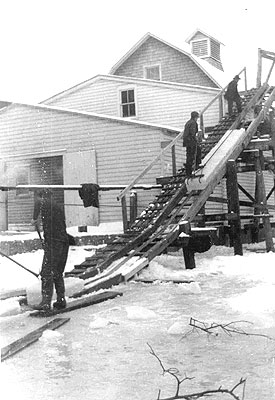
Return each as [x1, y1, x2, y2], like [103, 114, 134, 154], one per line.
[32, 278, 53, 312]
[53, 276, 66, 310]
[53, 298, 67, 310]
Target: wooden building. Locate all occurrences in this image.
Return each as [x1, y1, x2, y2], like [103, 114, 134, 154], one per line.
[1, 30, 270, 231]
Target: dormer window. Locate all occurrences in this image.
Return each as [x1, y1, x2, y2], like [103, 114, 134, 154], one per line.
[144, 64, 161, 80]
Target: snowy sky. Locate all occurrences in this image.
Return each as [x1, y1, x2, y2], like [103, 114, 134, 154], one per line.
[1, 0, 275, 103]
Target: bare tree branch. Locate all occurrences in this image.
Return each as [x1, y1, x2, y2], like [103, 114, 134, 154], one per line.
[182, 317, 274, 340]
[148, 343, 247, 399]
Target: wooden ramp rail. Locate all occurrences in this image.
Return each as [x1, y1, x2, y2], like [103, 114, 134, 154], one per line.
[183, 86, 275, 224]
[199, 66, 247, 137]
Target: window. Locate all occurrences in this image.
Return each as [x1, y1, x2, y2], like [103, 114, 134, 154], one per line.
[144, 65, 161, 80]
[16, 167, 30, 196]
[120, 89, 136, 118]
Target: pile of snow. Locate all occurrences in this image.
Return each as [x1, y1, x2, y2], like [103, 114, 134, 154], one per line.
[125, 305, 157, 320]
[0, 298, 21, 317]
[177, 281, 201, 294]
[39, 329, 64, 342]
[139, 254, 196, 281]
[89, 317, 114, 330]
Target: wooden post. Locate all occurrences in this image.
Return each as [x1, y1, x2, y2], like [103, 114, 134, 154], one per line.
[254, 151, 275, 252]
[219, 96, 223, 120]
[171, 145, 176, 176]
[129, 191, 137, 226]
[121, 195, 128, 233]
[182, 247, 196, 269]
[197, 204, 206, 228]
[256, 48, 262, 88]
[244, 67, 248, 92]
[226, 160, 243, 255]
[264, 59, 275, 85]
[179, 221, 196, 269]
[200, 114, 205, 139]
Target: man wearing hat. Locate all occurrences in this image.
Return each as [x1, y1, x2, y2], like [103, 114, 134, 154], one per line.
[31, 189, 69, 312]
[183, 111, 202, 177]
[224, 75, 242, 116]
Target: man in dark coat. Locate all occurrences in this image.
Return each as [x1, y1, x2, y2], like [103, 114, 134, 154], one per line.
[224, 75, 242, 116]
[183, 111, 202, 177]
[31, 189, 69, 312]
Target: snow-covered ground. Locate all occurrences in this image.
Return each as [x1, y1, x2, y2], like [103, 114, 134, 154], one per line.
[1, 224, 275, 399]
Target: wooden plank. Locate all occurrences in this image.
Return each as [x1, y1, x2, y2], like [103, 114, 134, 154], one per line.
[226, 160, 243, 255]
[254, 151, 274, 252]
[1, 318, 70, 361]
[30, 291, 123, 317]
[121, 196, 128, 233]
[120, 258, 149, 281]
[0, 184, 161, 192]
[134, 278, 195, 284]
[0, 289, 26, 300]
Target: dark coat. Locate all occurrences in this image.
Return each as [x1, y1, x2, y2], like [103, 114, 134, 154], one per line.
[183, 118, 198, 146]
[33, 197, 68, 244]
[224, 80, 240, 101]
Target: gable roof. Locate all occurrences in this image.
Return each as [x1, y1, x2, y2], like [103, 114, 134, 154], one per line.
[185, 28, 224, 45]
[109, 32, 227, 88]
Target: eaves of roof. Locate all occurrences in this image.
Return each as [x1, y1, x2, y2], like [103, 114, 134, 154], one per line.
[0, 102, 180, 135]
[42, 73, 220, 104]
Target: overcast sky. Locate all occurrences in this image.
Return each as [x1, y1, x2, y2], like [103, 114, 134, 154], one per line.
[1, 0, 275, 103]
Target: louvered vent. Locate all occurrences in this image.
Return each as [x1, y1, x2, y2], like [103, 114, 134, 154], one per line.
[210, 39, 221, 61]
[192, 39, 208, 57]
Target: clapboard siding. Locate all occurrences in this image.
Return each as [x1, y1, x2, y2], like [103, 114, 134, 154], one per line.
[113, 37, 218, 88]
[6, 156, 64, 229]
[0, 105, 172, 225]
[44, 78, 220, 130]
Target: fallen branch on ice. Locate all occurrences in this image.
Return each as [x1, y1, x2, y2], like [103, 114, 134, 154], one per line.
[147, 343, 246, 399]
[182, 317, 274, 340]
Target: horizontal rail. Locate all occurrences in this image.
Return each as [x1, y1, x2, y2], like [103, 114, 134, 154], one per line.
[0, 184, 162, 192]
[117, 130, 184, 201]
[200, 67, 246, 116]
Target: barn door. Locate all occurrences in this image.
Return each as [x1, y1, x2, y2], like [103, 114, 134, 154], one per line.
[63, 150, 98, 227]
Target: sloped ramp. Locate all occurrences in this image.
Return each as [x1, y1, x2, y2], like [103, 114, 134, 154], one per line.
[68, 85, 275, 291]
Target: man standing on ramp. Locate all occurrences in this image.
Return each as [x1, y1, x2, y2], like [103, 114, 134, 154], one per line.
[183, 111, 202, 178]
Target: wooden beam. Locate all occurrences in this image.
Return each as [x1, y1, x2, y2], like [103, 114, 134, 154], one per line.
[1, 318, 70, 361]
[265, 59, 275, 85]
[237, 183, 255, 202]
[121, 196, 128, 233]
[0, 184, 162, 192]
[254, 151, 274, 252]
[257, 48, 263, 87]
[171, 145, 177, 175]
[226, 160, 243, 255]
[129, 191, 137, 225]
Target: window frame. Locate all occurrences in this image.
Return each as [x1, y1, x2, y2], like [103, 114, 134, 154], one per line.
[118, 85, 138, 118]
[143, 64, 162, 81]
[16, 165, 31, 197]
